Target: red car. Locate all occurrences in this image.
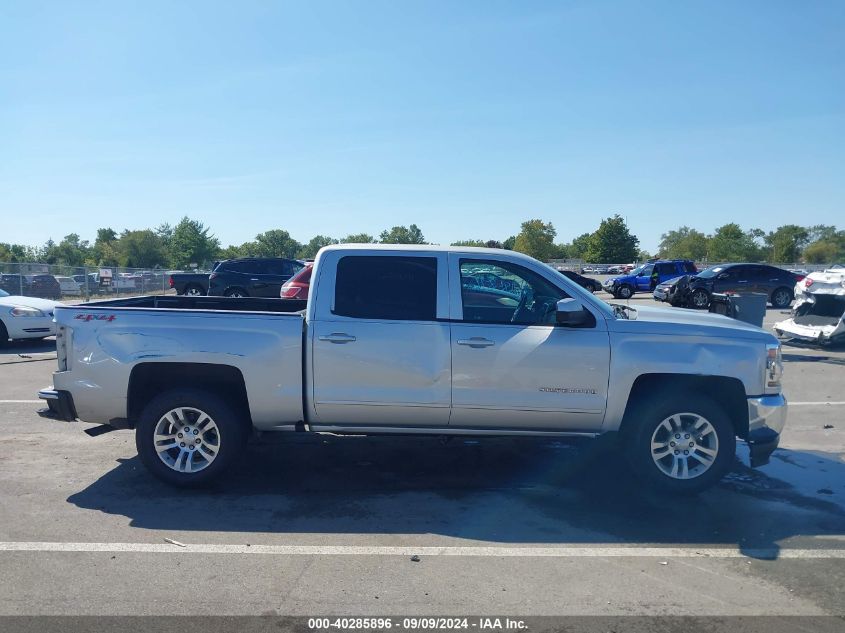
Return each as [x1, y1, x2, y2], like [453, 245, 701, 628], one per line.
[280, 262, 313, 299]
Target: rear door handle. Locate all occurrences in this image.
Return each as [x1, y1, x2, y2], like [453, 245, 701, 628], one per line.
[319, 333, 357, 344]
[457, 337, 495, 348]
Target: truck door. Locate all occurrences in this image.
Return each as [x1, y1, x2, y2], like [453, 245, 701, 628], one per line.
[309, 252, 451, 429]
[449, 255, 610, 431]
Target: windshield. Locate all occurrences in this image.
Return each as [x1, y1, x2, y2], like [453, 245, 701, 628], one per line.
[694, 266, 725, 279]
[629, 265, 646, 276]
[0, 289, 8, 297]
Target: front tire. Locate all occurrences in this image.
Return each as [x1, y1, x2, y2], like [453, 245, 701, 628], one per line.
[771, 287, 793, 309]
[690, 288, 710, 309]
[136, 389, 248, 487]
[616, 284, 633, 300]
[622, 393, 735, 494]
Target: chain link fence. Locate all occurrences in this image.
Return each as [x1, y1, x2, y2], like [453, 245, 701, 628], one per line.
[0, 262, 182, 303]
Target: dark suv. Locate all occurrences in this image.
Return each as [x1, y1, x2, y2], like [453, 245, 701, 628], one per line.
[665, 263, 802, 309]
[207, 258, 304, 298]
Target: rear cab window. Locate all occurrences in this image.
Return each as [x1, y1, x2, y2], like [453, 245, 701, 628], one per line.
[333, 256, 438, 321]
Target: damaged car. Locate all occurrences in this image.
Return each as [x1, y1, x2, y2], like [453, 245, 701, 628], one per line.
[774, 265, 845, 345]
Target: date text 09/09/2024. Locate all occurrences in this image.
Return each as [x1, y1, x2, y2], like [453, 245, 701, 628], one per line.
[308, 617, 527, 630]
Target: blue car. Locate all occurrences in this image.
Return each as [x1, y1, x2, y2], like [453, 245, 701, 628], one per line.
[603, 260, 697, 299]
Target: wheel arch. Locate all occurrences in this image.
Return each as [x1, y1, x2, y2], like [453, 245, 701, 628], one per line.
[620, 373, 749, 440]
[128, 362, 252, 430]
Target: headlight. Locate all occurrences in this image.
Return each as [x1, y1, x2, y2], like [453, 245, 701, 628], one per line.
[765, 343, 783, 391]
[9, 306, 45, 318]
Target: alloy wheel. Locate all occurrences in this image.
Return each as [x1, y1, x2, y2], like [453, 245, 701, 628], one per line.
[153, 407, 220, 473]
[650, 412, 719, 480]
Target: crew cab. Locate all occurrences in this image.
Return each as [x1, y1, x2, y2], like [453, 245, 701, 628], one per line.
[38, 245, 787, 493]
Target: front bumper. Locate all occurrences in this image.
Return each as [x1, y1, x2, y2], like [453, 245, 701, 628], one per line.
[37, 388, 77, 422]
[746, 394, 787, 467]
[4, 316, 56, 339]
[653, 288, 669, 301]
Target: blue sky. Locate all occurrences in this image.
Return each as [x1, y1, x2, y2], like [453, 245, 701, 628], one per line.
[2, 1, 843, 252]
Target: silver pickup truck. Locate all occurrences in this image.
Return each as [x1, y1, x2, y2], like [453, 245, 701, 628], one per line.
[38, 245, 787, 493]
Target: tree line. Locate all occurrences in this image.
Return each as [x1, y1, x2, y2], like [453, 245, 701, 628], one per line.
[0, 218, 429, 270]
[655, 224, 845, 264]
[1, 215, 842, 270]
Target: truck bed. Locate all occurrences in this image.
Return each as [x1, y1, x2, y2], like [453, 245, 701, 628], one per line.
[82, 295, 307, 313]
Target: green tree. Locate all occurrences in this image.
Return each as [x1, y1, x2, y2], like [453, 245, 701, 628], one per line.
[568, 233, 592, 259]
[44, 234, 90, 266]
[0, 243, 32, 262]
[707, 222, 763, 262]
[299, 235, 338, 259]
[706, 223, 764, 262]
[117, 230, 168, 268]
[502, 236, 516, 250]
[658, 226, 709, 261]
[340, 233, 376, 244]
[379, 224, 426, 244]
[803, 239, 843, 264]
[169, 217, 220, 268]
[512, 219, 558, 261]
[808, 225, 839, 243]
[451, 239, 487, 247]
[585, 215, 639, 263]
[91, 228, 120, 266]
[764, 225, 810, 263]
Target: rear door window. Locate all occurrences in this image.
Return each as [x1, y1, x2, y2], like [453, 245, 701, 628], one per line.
[334, 256, 437, 321]
[264, 260, 289, 276]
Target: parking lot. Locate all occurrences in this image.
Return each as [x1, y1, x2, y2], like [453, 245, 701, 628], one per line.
[0, 292, 843, 619]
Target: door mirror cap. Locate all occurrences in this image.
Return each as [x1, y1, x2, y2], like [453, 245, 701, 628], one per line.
[556, 298, 588, 326]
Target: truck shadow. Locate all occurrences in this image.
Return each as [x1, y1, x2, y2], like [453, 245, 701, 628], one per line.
[66, 434, 845, 559]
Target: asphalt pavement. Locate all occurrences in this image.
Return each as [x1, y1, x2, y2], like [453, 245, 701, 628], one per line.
[0, 292, 843, 621]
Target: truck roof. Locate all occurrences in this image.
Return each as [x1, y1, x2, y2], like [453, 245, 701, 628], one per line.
[320, 243, 542, 264]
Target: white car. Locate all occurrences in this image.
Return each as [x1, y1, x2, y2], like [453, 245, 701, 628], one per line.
[774, 265, 845, 345]
[0, 289, 59, 346]
[55, 276, 83, 296]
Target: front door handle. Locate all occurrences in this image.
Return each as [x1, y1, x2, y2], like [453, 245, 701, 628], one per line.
[457, 337, 495, 348]
[319, 333, 357, 344]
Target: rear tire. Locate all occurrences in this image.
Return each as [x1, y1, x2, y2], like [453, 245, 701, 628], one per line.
[135, 389, 248, 487]
[224, 287, 248, 298]
[621, 392, 735, 494]
[771, 287, 793, 309]
[184, 284, 205, 297]
[0, 320, 8, 347]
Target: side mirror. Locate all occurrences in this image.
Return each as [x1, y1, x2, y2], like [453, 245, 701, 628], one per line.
[556, 298, 589, 326]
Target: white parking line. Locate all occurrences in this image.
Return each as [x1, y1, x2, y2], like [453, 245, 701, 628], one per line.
[0, 400, 42, 404]
[0, 542, 843, 559]
[789, 401, 845, 406]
